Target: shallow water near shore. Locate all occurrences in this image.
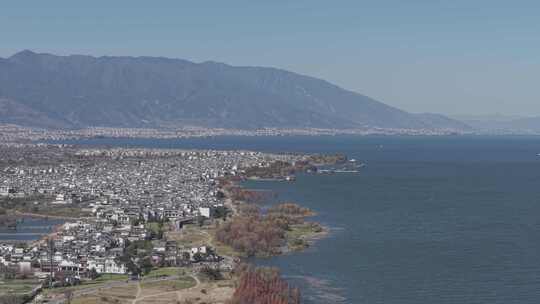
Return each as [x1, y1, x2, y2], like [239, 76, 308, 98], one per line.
[0, 217, 65, 242]
[50, 135, 540, 303]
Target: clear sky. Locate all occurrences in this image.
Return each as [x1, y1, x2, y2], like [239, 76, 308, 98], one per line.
[1, 1, 539, 116]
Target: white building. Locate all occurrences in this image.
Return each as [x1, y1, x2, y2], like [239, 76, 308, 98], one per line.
[190, 246, 207, 255]
[58, 260, 83, 276]
[199, 207, 213, 218]
[0, 186, 10, 196]
[88, 258, 126, 274]
[52, 193, 72, 205]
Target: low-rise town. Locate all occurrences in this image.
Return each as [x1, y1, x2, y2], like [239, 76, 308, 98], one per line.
[0, 144, 309, 303]
[0, 123, 473, 144]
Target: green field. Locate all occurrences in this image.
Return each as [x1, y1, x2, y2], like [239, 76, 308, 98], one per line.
[0, 279, 40, 295]
[144, 267, 186, 279]
[92, 274, 129, 283]
[140, 276, 197, 292]
[286, 222, 326, 251]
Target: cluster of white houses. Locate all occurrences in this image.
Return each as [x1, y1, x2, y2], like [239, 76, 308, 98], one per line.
[1, 146, 304, 283]
[1, 217, 221, 280]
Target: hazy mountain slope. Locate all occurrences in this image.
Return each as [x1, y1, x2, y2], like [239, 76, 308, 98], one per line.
[0, 98, 71, 128]
[0, 50, 468, 130]
[505, 117, 540, 132]
[453, 114, 540, 133]
[414, 113, 472, 131]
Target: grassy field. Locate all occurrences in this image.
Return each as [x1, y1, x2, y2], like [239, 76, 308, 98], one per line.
[95, 284, 137, 300]
[92, 274, 129, 283]
[286, 222, 326, 251]
[136, 293, 178, 304]
[0, 279, 40, 295]
[144, 267, 187, 279]
[42, 274, 130, 298]
[69, 277, 197, 304]
[142, 280, 234, 304]
[138, 277, 234, 304]
[166, 224, 208, 247]
[66, 274, 234, 304]
[71, 284, 137, 304]
[72, 295, 131, 304]
[140, 276, 196, 294]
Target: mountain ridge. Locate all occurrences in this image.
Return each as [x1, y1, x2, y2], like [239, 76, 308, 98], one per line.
[0, 50, 470, 131]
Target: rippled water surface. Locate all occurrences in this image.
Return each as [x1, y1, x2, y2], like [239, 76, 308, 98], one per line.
[55, 136, 540, 303]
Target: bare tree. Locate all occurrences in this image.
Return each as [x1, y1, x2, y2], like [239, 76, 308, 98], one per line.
[64, 290, 73, 304]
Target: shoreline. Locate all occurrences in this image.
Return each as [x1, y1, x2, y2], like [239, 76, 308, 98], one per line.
[0, 213, 68, 245]
[1, 125, 476, 144]
[11, 210, 82, 221]
[1, 149, 339, 303]
[217, 171, 330, 259]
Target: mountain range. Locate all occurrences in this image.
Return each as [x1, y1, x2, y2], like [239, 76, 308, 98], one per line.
[0, 50, 470, 131]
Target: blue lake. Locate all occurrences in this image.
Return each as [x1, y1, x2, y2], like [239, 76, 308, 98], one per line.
[51, 135, 540, 303]
[0, 217, 65, 242]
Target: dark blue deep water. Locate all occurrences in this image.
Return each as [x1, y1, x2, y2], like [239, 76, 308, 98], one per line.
[52, 136, 540, 303]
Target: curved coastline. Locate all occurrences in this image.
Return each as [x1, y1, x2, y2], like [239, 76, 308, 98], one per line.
[219, 177, 329, 257]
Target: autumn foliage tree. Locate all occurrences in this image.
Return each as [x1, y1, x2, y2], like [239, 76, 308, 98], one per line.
[216, 214, 285, 256]
[267, 203, 314, 217]
[216, 203, 315, 256]
[228, 187, 269, 203]
[229, 265, 301, 304]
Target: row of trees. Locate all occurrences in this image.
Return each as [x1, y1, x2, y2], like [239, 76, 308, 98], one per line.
[229, 265, 301, 304]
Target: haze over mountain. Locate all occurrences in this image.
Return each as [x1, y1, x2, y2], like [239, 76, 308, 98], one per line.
[453, 114, 540, 134]
[0, 50, 469, 131]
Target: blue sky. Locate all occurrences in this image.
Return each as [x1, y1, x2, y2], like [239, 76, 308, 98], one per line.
[1, 1, 539, 116]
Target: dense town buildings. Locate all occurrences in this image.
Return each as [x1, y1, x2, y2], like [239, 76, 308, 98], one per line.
[0, 123, 472, 144]
[0, 144, 306, 286]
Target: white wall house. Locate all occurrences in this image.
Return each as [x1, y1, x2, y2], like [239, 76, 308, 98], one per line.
[88, 258, 126, 274]
[0, 186, 10, 196]
[199, 207, 213, 218]
[190, 246, 207, 255]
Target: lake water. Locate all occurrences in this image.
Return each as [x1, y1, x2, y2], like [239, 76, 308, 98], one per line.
[51, 135, 540, 303]
[0, 217, 65, 242]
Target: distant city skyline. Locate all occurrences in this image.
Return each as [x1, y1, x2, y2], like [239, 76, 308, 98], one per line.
[1, 0, 539, 117]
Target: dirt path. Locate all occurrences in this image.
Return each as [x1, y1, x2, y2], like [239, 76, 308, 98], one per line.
[131, 282, 141, 304]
